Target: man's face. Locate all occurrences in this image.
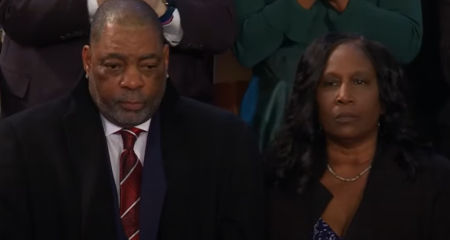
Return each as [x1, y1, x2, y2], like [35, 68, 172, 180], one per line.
[82, 23, 169, 127]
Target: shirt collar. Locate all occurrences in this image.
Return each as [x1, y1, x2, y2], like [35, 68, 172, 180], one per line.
[100, 115, 151, 136]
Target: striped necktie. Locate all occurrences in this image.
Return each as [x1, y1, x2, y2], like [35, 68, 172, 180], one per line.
[118, 127, 143, 240]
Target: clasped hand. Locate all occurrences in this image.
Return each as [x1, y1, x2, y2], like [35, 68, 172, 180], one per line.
[296, 0, 349, 12]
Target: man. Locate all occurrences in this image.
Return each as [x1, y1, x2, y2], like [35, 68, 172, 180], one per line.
[0, 0, 234, 118]
[0, 1, 263, 239]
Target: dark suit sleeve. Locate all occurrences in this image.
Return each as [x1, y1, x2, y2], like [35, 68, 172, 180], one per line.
[172, 0, 235, 54]
[0, 120, 32, 239]
[0, 0, 90, 46]
[439, 0, 450, 87]
[220, 122, 264, 240]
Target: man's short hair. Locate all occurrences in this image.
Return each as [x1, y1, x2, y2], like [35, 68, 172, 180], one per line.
[90, 0, 164, 45]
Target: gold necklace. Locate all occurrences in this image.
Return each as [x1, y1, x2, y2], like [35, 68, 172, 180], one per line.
[327, 164, 372, 182]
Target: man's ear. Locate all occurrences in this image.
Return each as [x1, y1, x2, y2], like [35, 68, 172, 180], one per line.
[82, 45, 92, 77]
[163, 44, 169, 70]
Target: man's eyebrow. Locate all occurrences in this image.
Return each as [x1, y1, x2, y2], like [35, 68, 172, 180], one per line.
[139, 53, 159, 61]
[99, 53, 126, 62]
[98, 53, 160, 62]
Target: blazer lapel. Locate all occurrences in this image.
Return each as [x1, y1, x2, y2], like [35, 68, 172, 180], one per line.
[63, 79, 117, 240]
[343, 144, 402, 239]
[269, 178, 333, 240]
[269, 187, 312, 240]
[139, 111, 167, 240]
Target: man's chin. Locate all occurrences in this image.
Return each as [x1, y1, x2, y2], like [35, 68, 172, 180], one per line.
[103, 111, 151, 128]
[110, 111, 152, 127]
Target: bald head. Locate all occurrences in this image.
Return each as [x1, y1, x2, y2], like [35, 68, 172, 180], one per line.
[90, 0, 164, 45]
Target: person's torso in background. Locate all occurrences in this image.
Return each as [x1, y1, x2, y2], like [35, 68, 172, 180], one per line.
[254, 0, 382, 84]
[0, 35, 87, 109]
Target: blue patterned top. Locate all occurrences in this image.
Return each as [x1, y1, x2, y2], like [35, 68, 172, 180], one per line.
[311, 218, 343, 240]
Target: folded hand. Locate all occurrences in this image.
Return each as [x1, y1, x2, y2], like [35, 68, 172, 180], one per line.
[97, 0, 108, 6]
[328, 0, 349, 12]
[142, 0, 167, 17]
[296, 0, 316, 9]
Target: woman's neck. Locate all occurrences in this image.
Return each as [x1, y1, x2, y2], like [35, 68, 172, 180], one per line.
[326, 134, 378, 166]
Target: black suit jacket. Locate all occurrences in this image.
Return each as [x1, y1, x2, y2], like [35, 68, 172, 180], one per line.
[0, 0, 235, 117]
[268, 145, 450, 240]
[0, 79, 263, 240]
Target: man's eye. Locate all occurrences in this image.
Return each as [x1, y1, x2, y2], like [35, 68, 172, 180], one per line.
[105, 64, 120, 70]
[145, 65, 156, 70]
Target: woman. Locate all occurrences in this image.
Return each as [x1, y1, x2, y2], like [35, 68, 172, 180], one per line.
[234, 0, 423, 149]
[266, 33, 450, 240]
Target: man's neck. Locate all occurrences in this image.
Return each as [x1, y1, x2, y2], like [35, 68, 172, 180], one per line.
[100, 115, 152, 136]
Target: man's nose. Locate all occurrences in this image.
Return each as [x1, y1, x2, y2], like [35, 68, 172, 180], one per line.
[120, 67, 144, 90]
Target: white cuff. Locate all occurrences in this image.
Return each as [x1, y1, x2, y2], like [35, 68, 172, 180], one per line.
[88, 0, 99, 23]
[163, 9, 184, 46]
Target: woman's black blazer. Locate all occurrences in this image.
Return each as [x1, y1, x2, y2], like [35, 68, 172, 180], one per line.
[267, 144, 450, 240]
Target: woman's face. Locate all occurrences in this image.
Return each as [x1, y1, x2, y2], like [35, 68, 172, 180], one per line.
[316, 42, 382, 142]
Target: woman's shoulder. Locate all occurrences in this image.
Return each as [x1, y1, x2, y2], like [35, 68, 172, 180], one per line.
[417, 153, 450, 174]
[415, 152, 450, 187]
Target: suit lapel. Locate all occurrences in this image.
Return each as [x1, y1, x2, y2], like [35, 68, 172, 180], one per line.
[63, 80, 117, 240]
[140, 80, 179, 240]
[140, 111, 167, 240]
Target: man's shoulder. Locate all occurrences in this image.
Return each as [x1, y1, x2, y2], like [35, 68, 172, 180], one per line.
[175, 97, 248, 130]
[1, 96, 70, 133]
[173, 97, 259, 158]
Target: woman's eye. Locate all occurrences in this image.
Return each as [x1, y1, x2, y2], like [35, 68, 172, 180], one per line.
[324, 80, 339, 87]
[354, 79, 366, 85]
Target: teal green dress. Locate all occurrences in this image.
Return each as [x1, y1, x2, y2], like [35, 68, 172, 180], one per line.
[233, 0, 423, 149]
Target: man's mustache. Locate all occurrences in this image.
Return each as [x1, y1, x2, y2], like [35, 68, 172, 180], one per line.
[112, 91, 146, 103]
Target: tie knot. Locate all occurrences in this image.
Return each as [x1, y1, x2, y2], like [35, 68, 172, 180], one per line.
[119, 127, 143, 150]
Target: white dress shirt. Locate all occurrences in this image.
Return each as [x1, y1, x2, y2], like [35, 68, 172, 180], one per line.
[88, 0, 184, 46]
[100, 115, 151, 197]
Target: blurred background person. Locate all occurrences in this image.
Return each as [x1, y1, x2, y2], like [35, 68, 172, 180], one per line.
[234, 0, 423, 149]
[0, 24, 2, 120]
[0, 0, 90, 118]
[266, 33, 450, 240]
[437, 0, 450, 158]
[0, 0, 234, 118]
[403, 0, 450, 160]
